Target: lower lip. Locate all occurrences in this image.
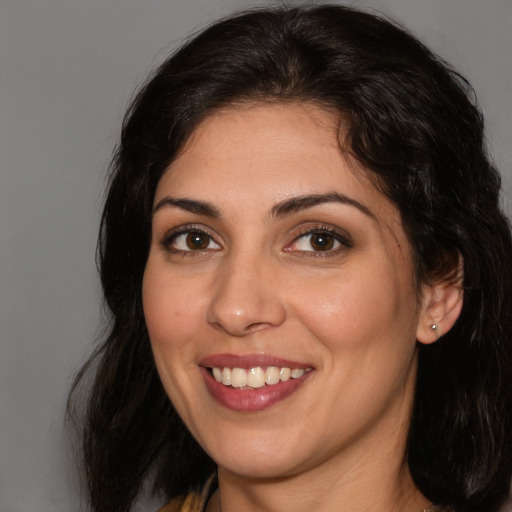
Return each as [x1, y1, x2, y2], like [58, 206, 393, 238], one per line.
[200, 367, 312, 412]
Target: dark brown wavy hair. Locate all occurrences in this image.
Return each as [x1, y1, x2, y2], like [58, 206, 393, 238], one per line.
[68, 5, 512, 512]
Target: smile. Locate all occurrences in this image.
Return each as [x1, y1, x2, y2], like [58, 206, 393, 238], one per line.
[199, 354, 314, 411]
[211, 366, 312, 388]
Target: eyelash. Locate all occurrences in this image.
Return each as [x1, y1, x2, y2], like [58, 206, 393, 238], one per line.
[286, 225, 353, 257]
[159, 224, 352, 256]
[160, 225, 221, 255]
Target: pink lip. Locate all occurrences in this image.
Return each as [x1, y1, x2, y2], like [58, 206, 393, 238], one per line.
[199, 354, 314, 412]
[199, 353, 312, 370]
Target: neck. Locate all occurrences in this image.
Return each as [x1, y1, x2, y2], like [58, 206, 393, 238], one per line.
[209, 424, 430, 512]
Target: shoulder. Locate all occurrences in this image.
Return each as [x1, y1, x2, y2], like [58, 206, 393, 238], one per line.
[158, 475, 217, 512]
[157, 492, 202, 512]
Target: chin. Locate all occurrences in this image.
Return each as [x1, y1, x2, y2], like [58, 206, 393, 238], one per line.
[216, 456, 303, 480]
[204, 430, 316, 480]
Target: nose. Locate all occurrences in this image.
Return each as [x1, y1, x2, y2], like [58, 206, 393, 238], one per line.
[206, 253, 287, 336]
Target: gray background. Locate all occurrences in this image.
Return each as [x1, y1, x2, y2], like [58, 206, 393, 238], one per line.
[1, 1, 510, 511]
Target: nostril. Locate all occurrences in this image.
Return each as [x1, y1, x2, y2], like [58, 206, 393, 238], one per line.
[246, 321, 274, 333]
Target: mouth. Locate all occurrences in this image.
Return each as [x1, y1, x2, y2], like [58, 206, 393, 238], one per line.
[199, 354, 314, 411]
[210, 366, 312, 388]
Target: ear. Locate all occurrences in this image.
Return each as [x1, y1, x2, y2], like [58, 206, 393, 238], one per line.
[416, 263, 464, 345]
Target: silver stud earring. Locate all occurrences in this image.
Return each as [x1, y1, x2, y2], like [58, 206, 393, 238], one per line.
[430, 324, 440, 339]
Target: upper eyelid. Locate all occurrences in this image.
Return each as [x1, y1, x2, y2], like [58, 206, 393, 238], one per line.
[292, 224, 353, 244]
[160, 224, 221, 246]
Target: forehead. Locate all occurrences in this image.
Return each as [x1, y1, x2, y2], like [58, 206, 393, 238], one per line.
[157, 103, 382, 207]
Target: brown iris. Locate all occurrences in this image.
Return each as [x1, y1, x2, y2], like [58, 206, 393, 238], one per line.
[310, 233, 335, 251]
[186, 232, 210, 250]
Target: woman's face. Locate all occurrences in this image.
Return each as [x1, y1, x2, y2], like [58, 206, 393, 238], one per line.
[143, 103, 429, 480]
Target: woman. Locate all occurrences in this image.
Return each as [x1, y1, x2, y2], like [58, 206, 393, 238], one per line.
[69, 5, 512, 512]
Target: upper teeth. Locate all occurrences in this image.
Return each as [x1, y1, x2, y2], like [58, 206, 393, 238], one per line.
[211, 366, 308, 388]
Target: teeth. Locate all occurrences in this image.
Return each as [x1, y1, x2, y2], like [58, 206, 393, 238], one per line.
[231, 368, 247, 388]
[280, 367, 291, 382]
[221, 367, 232, 386]
[265, 366, 280, 385]
[212, 367, 222, 382]
[247, 367, 265, 388]
[211, 366, 309, 388]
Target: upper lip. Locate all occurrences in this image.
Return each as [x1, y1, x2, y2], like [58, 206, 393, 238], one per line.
[199, 353, 313, 370]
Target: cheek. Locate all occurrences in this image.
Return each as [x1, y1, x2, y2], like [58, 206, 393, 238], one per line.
[290, 262, 418, 355]
[142, 262, 201, 353]
[142, 263, 204, 411]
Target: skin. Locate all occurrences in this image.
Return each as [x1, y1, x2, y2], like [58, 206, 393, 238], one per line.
[143, 103, 456, 511]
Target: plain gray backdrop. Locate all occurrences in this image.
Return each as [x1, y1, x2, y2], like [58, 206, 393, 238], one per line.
[1, 1, 511, 511]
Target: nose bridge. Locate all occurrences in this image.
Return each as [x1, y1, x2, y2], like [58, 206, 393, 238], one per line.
[206, 248, 286, 335]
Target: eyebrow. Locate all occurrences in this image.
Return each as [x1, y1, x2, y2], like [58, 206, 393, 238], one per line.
[270, 192, 375, 221]
[152, 192, 375, 221]
[153, 197, 221, 218]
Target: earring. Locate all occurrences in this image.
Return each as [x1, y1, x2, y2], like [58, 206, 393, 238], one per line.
[430, 324, 440, 339]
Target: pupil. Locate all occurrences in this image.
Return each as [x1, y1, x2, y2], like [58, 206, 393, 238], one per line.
[186, 232, 208, 250]
[311, 233, 333, 251]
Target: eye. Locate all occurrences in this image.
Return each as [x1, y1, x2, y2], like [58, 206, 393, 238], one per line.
[163, 229, 221, 253]
[292, 232, 340, 252]
[284, 227, 351, 254]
